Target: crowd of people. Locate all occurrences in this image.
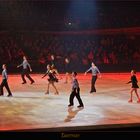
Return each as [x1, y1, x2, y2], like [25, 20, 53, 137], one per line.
[0, 32, 140, 72]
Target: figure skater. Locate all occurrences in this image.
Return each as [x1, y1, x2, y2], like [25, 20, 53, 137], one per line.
[42, 64, 59, 95]
[85, 62, 101, 93]
[17, 56, 35, 84]
[127, 70, 140, 103]
[68, 72, 84, 108]
[0, 64, 13, 97]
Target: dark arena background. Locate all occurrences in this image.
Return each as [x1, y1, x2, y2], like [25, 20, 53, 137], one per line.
[0, 0, 140, 138]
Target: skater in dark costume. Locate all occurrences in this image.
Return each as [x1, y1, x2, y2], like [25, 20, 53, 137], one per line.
[68, 72, 84, 108]
[17, 56, 35, 84]
[127, 70, 140, 103]
[85, 62, 101, 93]
[51, 64, 61, 80]
[42, 64, 59, 95]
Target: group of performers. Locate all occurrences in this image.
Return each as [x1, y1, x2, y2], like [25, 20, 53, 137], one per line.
[0, 55, 140, 107]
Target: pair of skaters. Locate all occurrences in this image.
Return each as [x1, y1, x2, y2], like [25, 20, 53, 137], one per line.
[0, 55, 33, 97]
[65, 62, 101, 94]
[42, 64, 84, 108]
[67, 62, 101, 108]
[16, 55, 59, 95]
[85, 62, 140, 103]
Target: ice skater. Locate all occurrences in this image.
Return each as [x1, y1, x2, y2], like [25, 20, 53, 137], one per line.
[127, 70, 140, 103]
[68, 72, 84, 108]
[42, 64, 59, 95]
[85, 62, 101, 93]
[0, 64, 13, 97]
[17, 56, 35, 84]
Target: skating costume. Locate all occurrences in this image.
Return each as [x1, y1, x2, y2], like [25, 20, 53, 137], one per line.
[128, 75, 139, 88]
[69, 77, 84, 107]
[42, 70, 58, 82]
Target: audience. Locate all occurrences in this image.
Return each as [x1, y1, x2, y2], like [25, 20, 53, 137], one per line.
[0, 32, 140, 72]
